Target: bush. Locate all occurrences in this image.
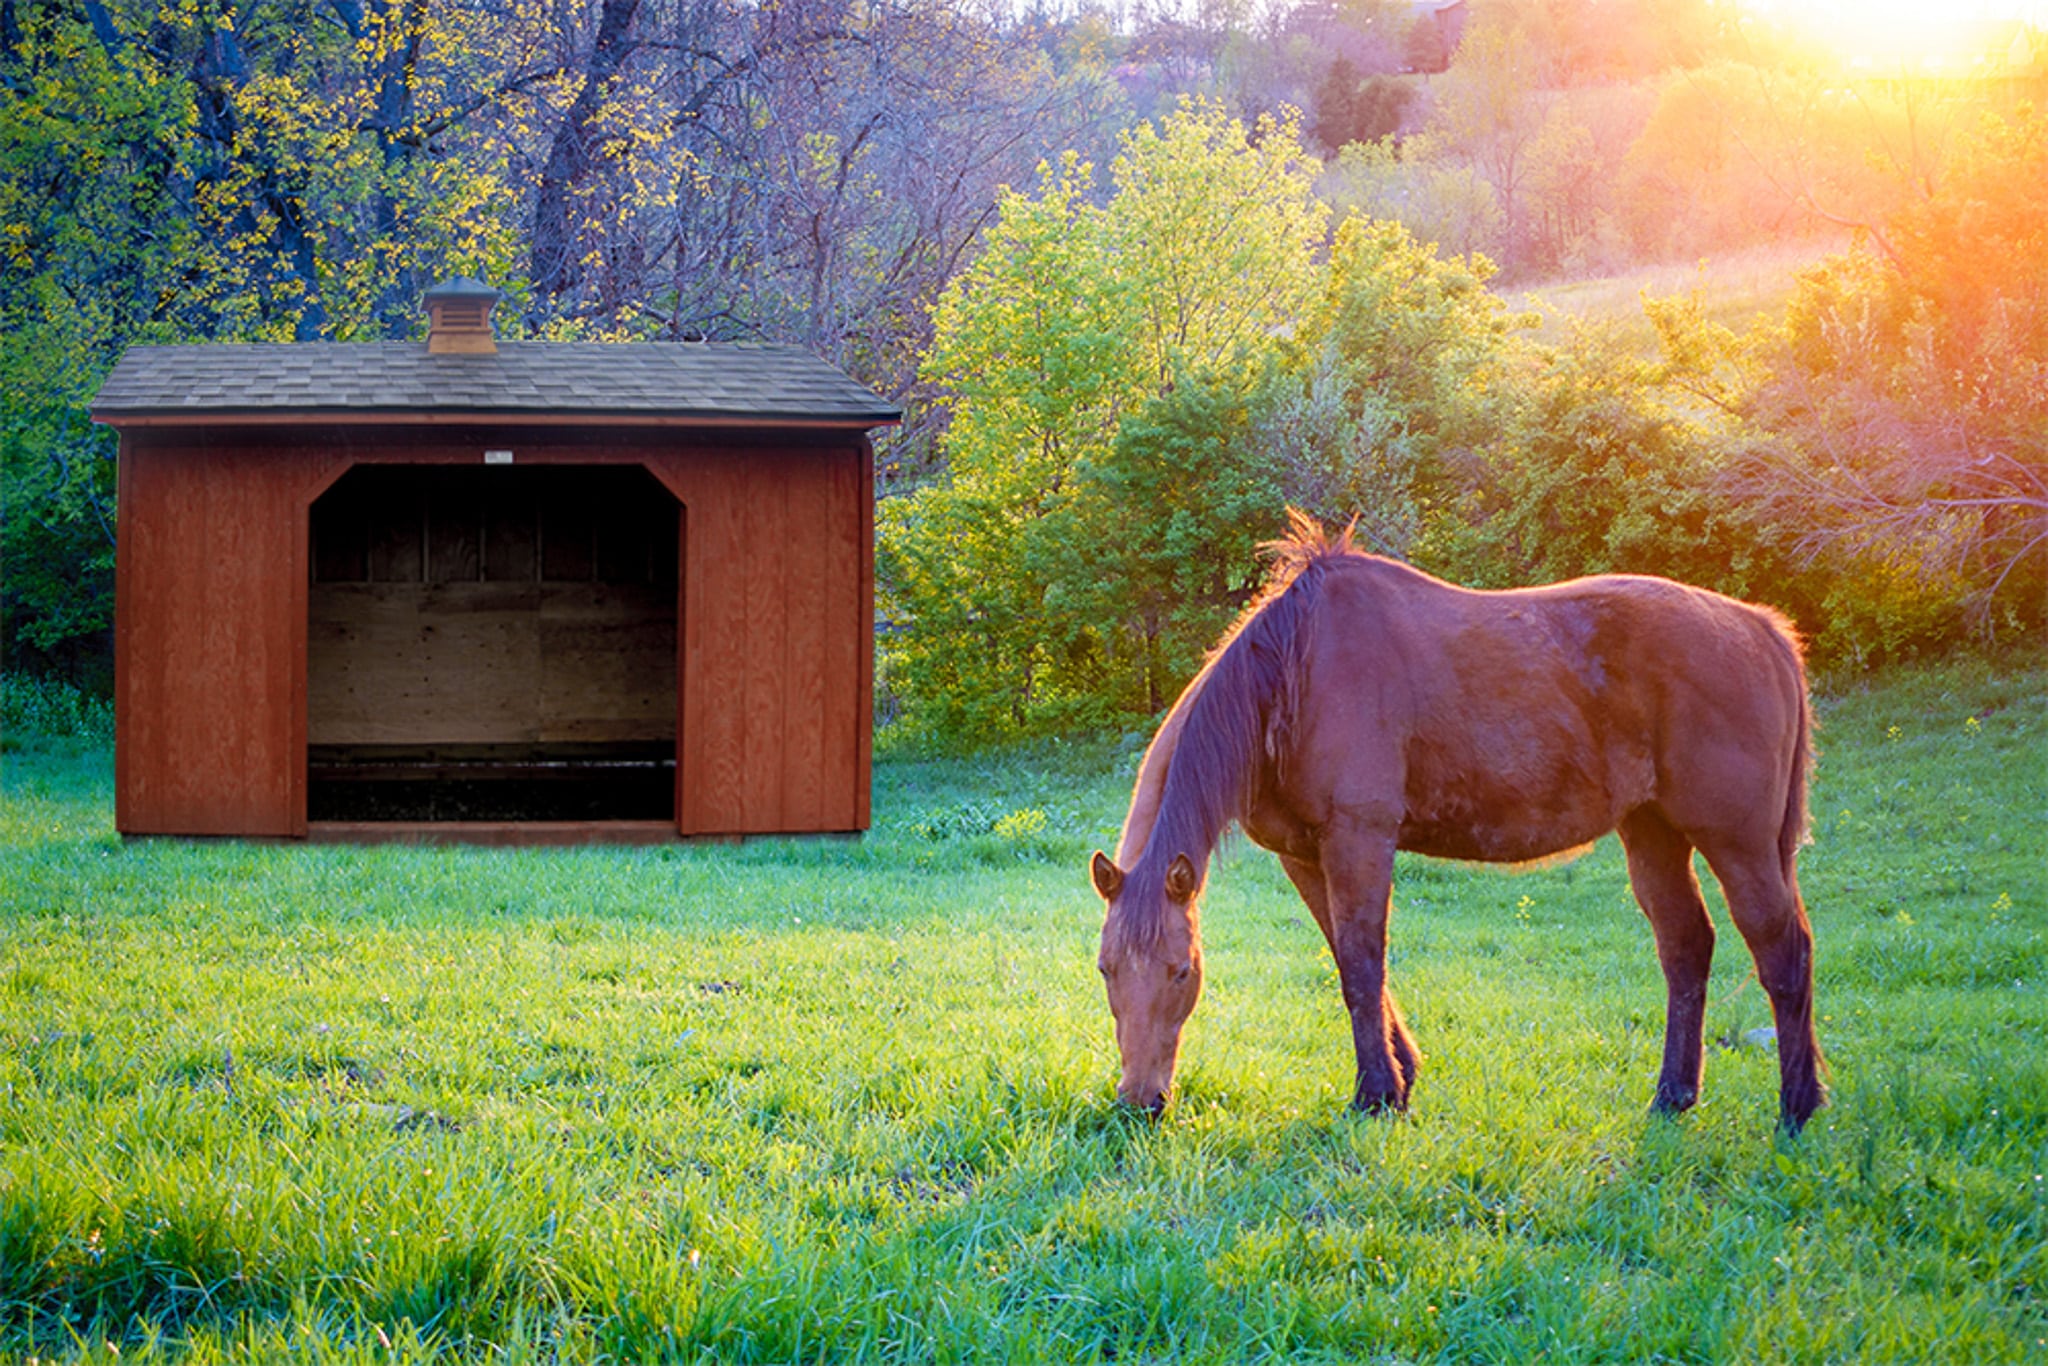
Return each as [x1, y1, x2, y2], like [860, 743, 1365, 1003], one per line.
[1, 673, 115, 746]
[1729, 106, 2048, 658]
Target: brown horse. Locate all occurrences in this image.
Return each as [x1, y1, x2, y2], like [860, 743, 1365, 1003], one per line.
[1091, 517, 1826, 1132]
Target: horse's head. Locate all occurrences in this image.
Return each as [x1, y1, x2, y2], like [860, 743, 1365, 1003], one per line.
[1091, 849, 1204, 1114]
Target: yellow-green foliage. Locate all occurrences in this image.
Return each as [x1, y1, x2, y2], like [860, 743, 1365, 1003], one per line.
[881, 101, 1327, 745]
[881, 108, 1549, 744]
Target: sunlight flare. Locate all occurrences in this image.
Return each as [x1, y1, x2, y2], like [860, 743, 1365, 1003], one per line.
[1746, 0, 2048, 71]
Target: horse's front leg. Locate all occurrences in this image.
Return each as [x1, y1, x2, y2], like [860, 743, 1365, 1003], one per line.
[1316, 824, 1411, 1113]
[1280, 851, 1419, 1100]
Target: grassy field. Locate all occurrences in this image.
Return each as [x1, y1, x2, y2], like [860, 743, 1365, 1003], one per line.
[1519, 237, 1850, 352]
[2, 656, 2044, 1363]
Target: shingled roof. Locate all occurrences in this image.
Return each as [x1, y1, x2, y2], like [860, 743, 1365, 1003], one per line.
[92, 340, 901, 428]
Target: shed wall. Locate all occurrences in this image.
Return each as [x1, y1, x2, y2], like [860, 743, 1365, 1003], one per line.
[114, 424, 873, 838]
[116, 434, 347, 836]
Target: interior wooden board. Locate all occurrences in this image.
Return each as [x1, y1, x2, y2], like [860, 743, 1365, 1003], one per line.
[309, 581, 675, 746]
[537, 584, 678, 742]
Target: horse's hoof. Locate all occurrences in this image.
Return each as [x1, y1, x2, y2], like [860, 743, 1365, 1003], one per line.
[1650, 1083, 1698, 1116]
[1778, 1096, 1825, 1137]
[1350, 1091, 1408, 1117]
[1779, 1080, 1828, 1135]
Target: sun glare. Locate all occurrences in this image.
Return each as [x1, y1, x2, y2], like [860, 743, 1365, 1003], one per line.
[1745, 0, 2048, 71]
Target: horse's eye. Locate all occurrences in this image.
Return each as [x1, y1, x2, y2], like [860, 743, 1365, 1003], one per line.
[1169, 963, 1192, 985]
[1096, 962, 1111, 978]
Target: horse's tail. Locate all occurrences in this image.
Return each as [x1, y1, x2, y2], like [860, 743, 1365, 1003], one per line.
[1770, 614, 1815, 882]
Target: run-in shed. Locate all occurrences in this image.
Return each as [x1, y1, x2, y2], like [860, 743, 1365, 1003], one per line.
[92, 282, 900, 842]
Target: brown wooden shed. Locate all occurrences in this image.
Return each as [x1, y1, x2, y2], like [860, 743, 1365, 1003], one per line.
[92, 284, 899, 842]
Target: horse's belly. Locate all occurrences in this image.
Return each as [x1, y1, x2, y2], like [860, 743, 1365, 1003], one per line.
[1396, 744, 1640, 864]
[1396, 815, 1606, 865]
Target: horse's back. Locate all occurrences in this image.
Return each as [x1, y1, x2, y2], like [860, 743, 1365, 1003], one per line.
[1292, 558, 1807, 862]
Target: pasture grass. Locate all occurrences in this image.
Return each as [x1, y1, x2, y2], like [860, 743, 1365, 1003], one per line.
[1520, 236, 1850, 353]
[2, 655, 2044, 1363]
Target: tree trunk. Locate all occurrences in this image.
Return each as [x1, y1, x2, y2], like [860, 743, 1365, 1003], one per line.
[528, 0, 643, 326]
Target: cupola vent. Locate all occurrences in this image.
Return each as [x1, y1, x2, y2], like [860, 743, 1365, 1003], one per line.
[424, 277, 501, 355]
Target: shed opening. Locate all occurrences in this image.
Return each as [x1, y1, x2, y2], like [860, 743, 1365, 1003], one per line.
[308, 465, 680, 823]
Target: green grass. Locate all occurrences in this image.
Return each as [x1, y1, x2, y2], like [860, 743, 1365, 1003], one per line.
[2, 656, 2044, 1363]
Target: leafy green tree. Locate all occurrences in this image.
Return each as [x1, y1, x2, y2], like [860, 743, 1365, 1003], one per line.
[1059, 367, 1292, 716]
[1295, 215, 1529, 558]
[1421, 313, 1797, 603]
[1312, 59, 1415, 151]
[1, 1, 187, 682]
[883, 130, 1560, 744]
[881, 101, 1325, 743]
[1422, 17, 1546, 271]
[1, 0, 523, 680]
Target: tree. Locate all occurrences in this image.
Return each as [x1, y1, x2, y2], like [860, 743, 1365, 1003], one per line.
[880, 101, 1326, 742]
[1402, 10, 1448, 75]
[0, 0, 184, 682]
[515, 0, 1122, 482]
[1312, 57, 1414, 150]
[1731, 105, 2048, 654]
[1422, 17, 1546, 272]
[1421, 312, 1801, 606]
[1264, 214, 1528, 558]
[1, 0, 530, 679]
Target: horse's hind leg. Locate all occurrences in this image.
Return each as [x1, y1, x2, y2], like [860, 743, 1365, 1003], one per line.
[1619, 808, 1716, 1116]
[1281, 853, 1420, 1097]
[1699, 840, 1828, 1133]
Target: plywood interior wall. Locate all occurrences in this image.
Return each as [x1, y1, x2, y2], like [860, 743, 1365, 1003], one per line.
[308, 466, 678, 747]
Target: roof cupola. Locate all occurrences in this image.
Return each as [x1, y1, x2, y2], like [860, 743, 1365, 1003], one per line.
[424, 277, 501, 355]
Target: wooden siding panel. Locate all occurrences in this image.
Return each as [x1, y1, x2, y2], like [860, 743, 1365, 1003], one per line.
[740, 456, 789, 829]
[820, 443, 870, 831]
[855, 439, 874, 829]
[117, 435, 334, 835]
[779, 450, 830, 831]
[808, 445, 856, 832]
[693, 455, 749, 833]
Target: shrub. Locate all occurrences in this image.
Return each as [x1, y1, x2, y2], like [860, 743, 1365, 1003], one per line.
[0, 673, 115, 746]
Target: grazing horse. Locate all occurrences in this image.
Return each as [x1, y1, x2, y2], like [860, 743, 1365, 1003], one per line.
[1091, 517, 1826, 1132]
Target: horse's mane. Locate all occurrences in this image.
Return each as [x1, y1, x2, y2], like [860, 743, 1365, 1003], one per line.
[1106, 512, 1358, 951]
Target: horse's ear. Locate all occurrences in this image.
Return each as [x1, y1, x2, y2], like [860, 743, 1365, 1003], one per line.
[1164, 853, 1200, 904]
[1090, 851, 1124, 901]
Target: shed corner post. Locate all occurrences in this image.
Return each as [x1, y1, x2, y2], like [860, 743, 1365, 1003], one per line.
[111, 429, 136, 835]
[638, 456, 697, 839]
[856, 434, 876, 832]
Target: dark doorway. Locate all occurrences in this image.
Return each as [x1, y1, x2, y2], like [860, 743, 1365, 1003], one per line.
[307, 465, 680, 822]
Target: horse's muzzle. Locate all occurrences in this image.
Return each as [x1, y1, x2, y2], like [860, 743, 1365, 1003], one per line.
[1117, 1085, 1168, 1117]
